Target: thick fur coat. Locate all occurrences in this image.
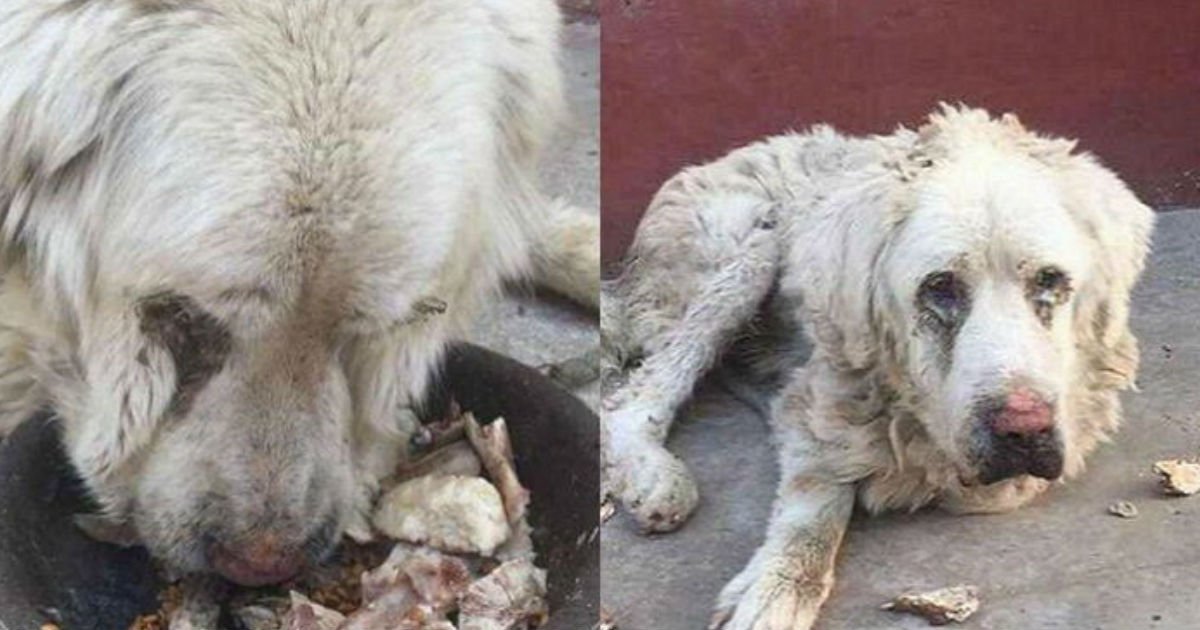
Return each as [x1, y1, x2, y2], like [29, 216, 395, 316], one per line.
[603, 106, 1153, 630]
[0, 0, 596, 587]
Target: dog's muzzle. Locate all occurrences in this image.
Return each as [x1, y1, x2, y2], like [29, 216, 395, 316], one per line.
[975, 388, 1064, 485]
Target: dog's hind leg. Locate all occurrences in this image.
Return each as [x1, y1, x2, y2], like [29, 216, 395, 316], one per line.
[711, 418, 854, 630]
[604, 191, 780, 532]
[529, 199, 600, 309]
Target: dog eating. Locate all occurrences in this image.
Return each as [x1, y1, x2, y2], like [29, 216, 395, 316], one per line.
[0, 0, 595, 623]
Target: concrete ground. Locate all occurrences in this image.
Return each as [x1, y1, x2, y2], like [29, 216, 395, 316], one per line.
[601, 209, 1200, 629]
[469, 18, 600, 409]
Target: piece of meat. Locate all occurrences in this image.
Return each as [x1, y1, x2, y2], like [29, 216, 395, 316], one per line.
[283, 592, 346, 630]
[360, 545, 472, 609]
[373, 475, 510, 556]
[883, 585, 980, 626]
[1153, 459, 1200, 496]
[459, 559, 549, 630]
[464, 415, 534, 560]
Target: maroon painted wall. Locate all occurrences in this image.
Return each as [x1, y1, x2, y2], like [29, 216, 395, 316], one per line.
[601, 0, 1200, 265]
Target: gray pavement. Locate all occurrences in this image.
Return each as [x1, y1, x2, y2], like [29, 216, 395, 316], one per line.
[469, 20, 600, 408]
[601, 209, 1200, 629]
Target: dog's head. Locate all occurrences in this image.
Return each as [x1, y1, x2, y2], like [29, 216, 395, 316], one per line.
[3, 145, 487, 586]
[839, 107, 1152, 487]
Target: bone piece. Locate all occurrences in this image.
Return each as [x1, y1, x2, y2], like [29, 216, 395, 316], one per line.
[411, 402, 467, 454]
[1153, 459, 1200, 496]
[283, 592, 346, 630]
[464, 414, 534, 560]
[883, 585, 980, 625]
[459, 558, 549, 630]
[373, 475, 510, 555]
[1107, 501, 1138, 518]
[393, 441, 484, 486]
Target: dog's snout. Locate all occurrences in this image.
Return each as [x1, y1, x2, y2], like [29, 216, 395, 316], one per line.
[976, 388, 1063, 485]
[208, 532, 305, 586]
[206, 519, 337, 586]
[991, 387, 1054, 437]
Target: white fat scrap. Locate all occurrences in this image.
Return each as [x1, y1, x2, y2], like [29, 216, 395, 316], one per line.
[373, 475, 510, 555]
[883, 585, 980, 626]
[283, 592, 346, 630]
[1153, 459, 1200, 496]
[465, 414, 534, 560]
[459, 559, 549, 630]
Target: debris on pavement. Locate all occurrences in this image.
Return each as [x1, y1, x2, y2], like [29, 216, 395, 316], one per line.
[1107, 501, 1139, 518]
[883, 584, 980, 626]
[600, 498, 615, 524]
[1153, 459, 1200, 496]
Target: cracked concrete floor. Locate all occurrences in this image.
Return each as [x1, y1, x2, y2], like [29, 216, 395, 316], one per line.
[469, 18, 599, 409]
[601, 208, 1200, 630]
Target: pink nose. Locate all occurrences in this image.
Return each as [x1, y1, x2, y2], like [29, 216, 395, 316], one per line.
[992, 388, 1053, 436]
[209, 534, 305, 586]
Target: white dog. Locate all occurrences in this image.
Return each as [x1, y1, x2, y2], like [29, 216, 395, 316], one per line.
[603, 106, 1153, 629]
[0, 0, 595, 595]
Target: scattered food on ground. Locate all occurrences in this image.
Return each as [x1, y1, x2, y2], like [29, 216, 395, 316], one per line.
[883, 585, 980, 626]
[600, 498, 615, 524]
[1108, 501, 1139, 518]
[1153, 459, 1200, 496]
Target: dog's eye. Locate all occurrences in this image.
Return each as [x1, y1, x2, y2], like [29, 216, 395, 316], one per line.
[1029, 266, 1072, 325]
[1034, 267, 1069, 292]
[918, 271, 968, 324]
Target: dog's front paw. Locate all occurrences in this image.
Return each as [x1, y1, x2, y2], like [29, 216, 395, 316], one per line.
[711, 566, 826, 630]
[609, 441, 698, 533]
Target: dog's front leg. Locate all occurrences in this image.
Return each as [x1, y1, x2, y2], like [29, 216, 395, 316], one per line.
[712, 446, 854, 630]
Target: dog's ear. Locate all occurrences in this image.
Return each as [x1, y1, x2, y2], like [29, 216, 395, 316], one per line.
[66, 305, 179, 484]
[784, 182, 901, 372]
[1059, 154, 1155, 389]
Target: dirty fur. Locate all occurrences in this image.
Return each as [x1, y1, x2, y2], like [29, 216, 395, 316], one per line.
[0, 0, 596, 582]
[602, 106, 1153, 630]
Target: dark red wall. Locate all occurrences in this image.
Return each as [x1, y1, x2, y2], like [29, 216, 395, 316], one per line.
[601, 0, 1200, 265]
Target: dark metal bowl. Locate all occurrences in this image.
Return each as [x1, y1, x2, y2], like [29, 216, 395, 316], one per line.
[0, 343, 598, 630]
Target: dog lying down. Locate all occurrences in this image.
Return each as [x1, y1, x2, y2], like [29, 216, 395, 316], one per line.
[0, 0, 595, 628]
[603, 105, 1154, 630]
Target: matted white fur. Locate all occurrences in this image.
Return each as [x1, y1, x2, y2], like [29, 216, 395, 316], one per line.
[603, 105, 1153, 630]
[0, 0, 597, 580]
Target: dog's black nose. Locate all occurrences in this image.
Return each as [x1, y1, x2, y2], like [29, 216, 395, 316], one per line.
[978, 427, 1064, 484]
